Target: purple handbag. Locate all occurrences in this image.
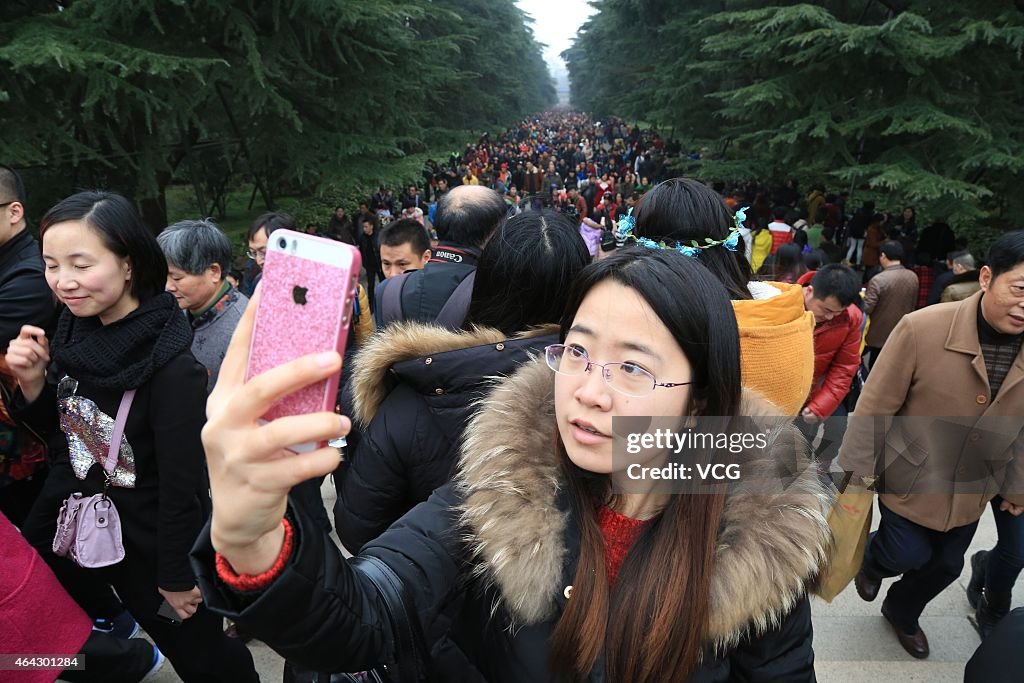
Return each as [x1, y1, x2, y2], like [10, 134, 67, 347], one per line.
[52, 389, 135, 568]
[578, 222, 602, 257]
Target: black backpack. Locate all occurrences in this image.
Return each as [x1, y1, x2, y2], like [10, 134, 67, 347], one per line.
[377, 271, 476, 330]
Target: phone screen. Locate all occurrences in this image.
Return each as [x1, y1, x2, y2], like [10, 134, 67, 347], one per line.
[156, 600, 181, 625]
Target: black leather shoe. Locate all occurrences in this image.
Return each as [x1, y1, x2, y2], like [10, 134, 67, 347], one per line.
[881, 600, 929, 659]
[966, 550, 989, 611]
[855, 568, 881, 602]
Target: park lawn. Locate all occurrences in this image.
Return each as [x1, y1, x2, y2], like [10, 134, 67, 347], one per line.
[165, 185, 313, 265]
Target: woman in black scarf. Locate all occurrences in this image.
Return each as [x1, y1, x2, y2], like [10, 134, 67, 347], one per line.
[6, 191, 258, 682]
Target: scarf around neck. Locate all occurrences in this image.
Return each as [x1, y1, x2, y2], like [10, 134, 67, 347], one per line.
[52, 291, 193, 390]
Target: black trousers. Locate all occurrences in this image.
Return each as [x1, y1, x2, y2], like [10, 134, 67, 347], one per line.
[21, 476, 259, 683]
[862, 499, 979, 628]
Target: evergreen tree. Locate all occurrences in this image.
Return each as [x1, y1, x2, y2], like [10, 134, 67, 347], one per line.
[0, 0, 554, 228]
[567, 1, 1024, 230]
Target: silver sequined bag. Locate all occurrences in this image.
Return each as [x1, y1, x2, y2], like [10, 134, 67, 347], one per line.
[53, 387, 135, 569]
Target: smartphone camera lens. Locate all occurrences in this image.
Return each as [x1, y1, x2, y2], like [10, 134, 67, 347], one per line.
[278, 237, 287, 249]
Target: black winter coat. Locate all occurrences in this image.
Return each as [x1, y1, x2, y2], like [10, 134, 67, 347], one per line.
[194, 360, 833, 682]
[17, 354, 209, 591]
[336, 322, 558, 553]
[0, 229, 54, 351]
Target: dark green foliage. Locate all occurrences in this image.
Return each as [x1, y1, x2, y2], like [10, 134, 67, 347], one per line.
[0, 0, 554, 229]
[566, 1, 1024, 233]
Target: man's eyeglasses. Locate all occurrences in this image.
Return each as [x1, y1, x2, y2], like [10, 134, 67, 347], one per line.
[246, 248, 267, 260]
[544, 344, 691, 398]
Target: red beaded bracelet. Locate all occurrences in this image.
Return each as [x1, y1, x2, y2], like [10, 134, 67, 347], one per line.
[215, 518, 294, 592]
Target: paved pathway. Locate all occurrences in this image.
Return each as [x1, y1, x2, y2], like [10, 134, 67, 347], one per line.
[147, 483, 1019, 682]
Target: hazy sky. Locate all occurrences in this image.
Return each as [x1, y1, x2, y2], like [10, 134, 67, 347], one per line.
[516, 0, 596, 91]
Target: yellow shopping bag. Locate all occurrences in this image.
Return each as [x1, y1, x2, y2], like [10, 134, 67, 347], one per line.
[815, 490, 874, 602]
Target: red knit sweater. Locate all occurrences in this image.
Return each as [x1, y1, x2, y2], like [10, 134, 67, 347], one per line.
[597, 506, 651, 584]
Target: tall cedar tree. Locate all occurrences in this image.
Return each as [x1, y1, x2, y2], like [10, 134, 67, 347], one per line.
[566, 0, 1024, 233]
[0, 0, 554, 229]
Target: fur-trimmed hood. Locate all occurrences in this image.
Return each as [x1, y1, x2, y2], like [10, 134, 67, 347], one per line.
[454, 359, 834, 652]
[350, 321, 560, 425]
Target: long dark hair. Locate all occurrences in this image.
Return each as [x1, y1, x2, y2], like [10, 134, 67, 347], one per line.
[550, 247, 742, 682]
[773, 242, 808, 283]
[40, 191, 167, 301]
[464, 209, 590, 337]
[634, 178, 753, 300]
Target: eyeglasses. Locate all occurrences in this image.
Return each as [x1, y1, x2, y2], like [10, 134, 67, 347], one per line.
[544, 344, 691, 398]
[246, 248, 267, 260]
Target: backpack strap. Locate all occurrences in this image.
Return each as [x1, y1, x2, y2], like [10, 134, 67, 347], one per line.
[378, 273, 410, 326]
[104, 390, 136, 475]
[433, 271, 476, 330]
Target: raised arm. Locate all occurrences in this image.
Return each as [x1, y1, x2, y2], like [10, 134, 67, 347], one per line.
[193, 289, 466, 671]
[194, 484, 466, 673]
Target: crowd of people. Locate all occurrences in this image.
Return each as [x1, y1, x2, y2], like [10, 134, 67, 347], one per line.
[1, 110, 1023, 683]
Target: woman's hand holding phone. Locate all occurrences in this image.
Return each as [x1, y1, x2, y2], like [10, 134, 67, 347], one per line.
[204, 289, 351, 575]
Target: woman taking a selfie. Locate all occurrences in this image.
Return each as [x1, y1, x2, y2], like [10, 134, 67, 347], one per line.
[7, 191, 258, 682]
[195, 248, 832, 682]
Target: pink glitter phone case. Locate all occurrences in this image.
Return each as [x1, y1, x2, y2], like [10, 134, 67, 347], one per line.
[246, 230, 361, 451]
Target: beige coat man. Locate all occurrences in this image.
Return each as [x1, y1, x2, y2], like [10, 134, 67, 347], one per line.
[839, 291, 1024, 532]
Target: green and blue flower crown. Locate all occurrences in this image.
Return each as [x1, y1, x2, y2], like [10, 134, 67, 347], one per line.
[617, 206, 748, 257]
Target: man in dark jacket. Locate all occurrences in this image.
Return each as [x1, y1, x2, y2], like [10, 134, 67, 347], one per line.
[326, 206, 356, 245]
[374, 185, 506, 329]
[400, 184, 424, 212]
[0, 166, 53, 353]
[927, 249, 973, 306]
[354, 202, 383, 309]
[238, 211, 294, 297]
[0, 165, 55, 525]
